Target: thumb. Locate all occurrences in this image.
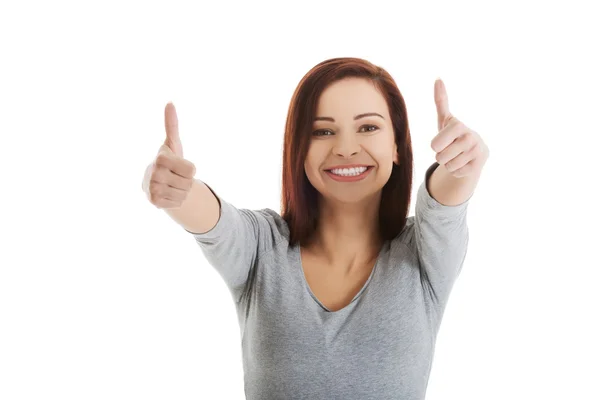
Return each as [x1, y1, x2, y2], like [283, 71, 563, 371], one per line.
[434, 78, 453, 131]
[164, 102, 184, 158]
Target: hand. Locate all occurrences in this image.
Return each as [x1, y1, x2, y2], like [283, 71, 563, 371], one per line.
[430, 79, 489, 178]
[142, 102, 197, 209]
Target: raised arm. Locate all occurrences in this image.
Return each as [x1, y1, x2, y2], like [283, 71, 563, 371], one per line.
[142, 102, 281, 304]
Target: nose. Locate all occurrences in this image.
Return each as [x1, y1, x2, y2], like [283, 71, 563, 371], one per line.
[332, 133, 361, 159]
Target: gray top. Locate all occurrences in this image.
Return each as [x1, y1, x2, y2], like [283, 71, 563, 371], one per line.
[186, 162, 470, 399]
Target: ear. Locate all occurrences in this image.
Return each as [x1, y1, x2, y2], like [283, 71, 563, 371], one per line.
[393, 143, 400, 165]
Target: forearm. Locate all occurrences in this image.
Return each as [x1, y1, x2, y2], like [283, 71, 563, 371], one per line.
[426, 162, 480, 206]
[164, 179, 221, 234]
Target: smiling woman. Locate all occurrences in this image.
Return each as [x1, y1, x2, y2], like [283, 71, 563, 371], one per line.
[282, 60, 414, 248]
[175, 57, 471, 399]
[302, 77, 402, 246]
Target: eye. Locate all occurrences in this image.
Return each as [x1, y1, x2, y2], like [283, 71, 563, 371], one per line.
[312, 129, 333, 137]
[360, 124, 379, 133]
[312, 125, 379, 137]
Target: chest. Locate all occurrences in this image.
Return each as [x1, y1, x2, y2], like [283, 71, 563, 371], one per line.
[301, 253, 376, 312]
[247, 250, 435, 399]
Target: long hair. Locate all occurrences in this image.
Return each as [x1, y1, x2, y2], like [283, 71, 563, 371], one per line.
[281, 57, 413, 248]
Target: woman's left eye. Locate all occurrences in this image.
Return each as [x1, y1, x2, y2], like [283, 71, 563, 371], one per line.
[360, 125, 379, 133]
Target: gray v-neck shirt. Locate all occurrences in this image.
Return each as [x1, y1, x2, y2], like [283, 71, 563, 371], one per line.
[186, 162, 470, 399]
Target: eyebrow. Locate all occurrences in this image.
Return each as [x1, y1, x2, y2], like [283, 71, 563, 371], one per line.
[314, 112, 385, 122]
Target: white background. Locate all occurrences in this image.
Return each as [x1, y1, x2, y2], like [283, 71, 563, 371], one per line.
[1, 0, 598, 399]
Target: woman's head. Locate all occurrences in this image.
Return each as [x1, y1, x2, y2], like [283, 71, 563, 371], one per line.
[281, 57, 413, 247]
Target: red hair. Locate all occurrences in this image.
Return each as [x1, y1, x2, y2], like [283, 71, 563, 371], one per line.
[281, 57, 414, 247]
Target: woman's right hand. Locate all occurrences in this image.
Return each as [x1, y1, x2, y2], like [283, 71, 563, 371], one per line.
[142, 102, 197, 209]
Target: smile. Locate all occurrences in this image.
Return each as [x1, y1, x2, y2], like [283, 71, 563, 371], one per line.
[325, 166, 374, 182]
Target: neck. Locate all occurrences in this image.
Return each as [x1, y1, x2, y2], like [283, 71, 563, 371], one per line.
[306, 194, 383, 274]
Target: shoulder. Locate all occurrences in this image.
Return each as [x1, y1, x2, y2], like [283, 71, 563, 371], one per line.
[249, 207, 291, 253]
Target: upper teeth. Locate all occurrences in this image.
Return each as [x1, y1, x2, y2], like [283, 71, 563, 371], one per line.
[330, 166, 368, 176]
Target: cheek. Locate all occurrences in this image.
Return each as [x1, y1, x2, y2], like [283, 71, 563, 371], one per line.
[304, 156, 314, 173]
[303, 156, 318, 182]
[304, 147, 322, 170]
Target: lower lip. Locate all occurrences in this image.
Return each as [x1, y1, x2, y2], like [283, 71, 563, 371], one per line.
[325, 167, 374, 182]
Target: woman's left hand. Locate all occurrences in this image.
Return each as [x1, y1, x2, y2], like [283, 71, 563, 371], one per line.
[430, 79, 490, 178]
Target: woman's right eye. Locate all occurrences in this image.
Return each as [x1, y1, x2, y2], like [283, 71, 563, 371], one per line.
[312, 129, 333, 136]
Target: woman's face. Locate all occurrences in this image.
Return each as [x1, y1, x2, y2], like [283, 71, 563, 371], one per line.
[304, 77, 400, 205]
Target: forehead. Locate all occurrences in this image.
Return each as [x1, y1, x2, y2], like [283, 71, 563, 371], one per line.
[315, 77, 389, 118]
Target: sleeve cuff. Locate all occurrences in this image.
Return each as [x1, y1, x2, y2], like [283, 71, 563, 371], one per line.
[418, 162, 471, 215]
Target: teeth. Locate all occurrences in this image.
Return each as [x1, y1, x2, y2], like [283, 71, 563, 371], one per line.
[330, 166, 368, 176]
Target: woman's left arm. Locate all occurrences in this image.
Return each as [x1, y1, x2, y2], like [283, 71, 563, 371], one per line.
[410, 79, 490, 317]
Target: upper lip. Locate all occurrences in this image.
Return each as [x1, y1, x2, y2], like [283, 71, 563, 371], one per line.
[325, 164, 373, 171]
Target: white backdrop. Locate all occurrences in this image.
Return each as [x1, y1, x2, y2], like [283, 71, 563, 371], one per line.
[1, 0, 598, 399]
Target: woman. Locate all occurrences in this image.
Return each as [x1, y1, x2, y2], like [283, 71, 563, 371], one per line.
[143, 57, 489, 399]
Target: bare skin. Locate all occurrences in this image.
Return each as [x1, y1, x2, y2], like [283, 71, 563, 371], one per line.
[302, 77, 400, 298]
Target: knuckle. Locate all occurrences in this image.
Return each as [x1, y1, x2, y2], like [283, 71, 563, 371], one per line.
[156, 154, 169, 166]
[156, 200, 168, 209]
[181, 162, 194, 178]
[149, 168, 160, 182]
[149, 183, 159, 195]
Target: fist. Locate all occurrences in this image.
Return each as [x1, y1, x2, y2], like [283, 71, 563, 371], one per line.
[142, 102, 197, 209]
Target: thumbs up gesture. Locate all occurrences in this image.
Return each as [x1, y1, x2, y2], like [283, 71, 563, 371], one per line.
[142, 102, 197, 209]
[430, 79, 489, 178]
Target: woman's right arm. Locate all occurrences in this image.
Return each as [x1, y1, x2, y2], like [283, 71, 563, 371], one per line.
[143, 102, 274, 303]
[163, 178, 220, 234]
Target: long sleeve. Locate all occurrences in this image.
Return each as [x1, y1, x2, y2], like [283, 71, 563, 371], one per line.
[184, 184, 284, 304]
[411, 162, 471, 317]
